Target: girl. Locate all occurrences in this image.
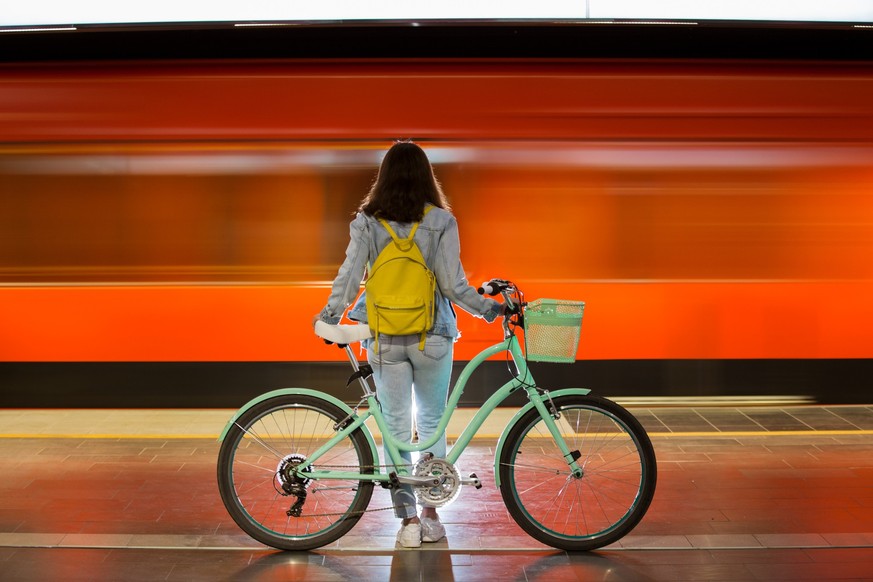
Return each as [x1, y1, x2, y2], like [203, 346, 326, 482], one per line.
[314, 140, 501, 547]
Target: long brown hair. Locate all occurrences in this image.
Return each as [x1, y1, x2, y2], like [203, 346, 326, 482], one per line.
[359, 140, 451, 222]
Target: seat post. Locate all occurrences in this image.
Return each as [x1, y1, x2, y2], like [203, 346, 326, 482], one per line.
[344, 344, 375, 396]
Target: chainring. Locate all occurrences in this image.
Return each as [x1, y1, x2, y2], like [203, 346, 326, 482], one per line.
[412, 457, 462, 507]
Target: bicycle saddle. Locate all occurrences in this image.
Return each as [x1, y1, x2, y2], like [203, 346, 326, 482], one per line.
[314, 321, 374, 344]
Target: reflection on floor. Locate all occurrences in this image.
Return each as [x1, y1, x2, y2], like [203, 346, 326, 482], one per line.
[0, 405, 871, 581]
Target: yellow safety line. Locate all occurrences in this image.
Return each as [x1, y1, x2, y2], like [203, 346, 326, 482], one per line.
[649, 429, 873, 437]
[1, 429, 872, 439]
[0, 433, 221, 439]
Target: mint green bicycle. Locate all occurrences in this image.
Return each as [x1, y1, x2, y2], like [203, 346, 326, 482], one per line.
[217, 280, 656, 551]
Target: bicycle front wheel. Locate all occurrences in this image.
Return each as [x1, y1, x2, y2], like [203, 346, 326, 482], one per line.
[217, 394, 375, 551]
[498, 394, 656, 551]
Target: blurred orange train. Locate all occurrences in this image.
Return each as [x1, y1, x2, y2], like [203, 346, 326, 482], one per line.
[1, 57, 872, 405]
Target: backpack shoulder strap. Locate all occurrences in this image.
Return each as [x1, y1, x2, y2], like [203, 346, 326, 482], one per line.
[378, 218, 403, 243]
[378, 205, 435, 243]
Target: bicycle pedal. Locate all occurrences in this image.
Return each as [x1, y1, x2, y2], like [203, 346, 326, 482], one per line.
[462, 473, 482, 489]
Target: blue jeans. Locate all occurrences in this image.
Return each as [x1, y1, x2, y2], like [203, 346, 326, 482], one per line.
[366, 333, 453, 519]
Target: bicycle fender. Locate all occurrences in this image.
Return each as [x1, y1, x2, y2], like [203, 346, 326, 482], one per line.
[217, 388, 379, 462]
[493, 388, 591, 487]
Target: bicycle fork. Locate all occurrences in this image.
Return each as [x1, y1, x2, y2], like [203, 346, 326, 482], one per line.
[528, 390, 585, 478]
[492, 387, 592, 486]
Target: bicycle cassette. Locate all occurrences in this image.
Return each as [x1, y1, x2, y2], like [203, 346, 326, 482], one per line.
[275, 453, 312, 494]
[412, 457, 461, 507]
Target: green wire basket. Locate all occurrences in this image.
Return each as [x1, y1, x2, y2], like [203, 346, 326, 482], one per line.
[524, 299, 585, 363]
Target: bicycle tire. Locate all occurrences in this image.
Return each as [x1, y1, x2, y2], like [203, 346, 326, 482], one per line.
[498, 393, 657, 551]
[217, 393, 375, 551]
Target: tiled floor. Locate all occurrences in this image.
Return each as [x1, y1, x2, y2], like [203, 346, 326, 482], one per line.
[0, 405, 871, 581]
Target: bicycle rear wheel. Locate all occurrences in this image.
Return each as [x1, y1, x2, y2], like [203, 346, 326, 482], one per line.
[498, 394, 656, 551]
[217, 394, 375, 551]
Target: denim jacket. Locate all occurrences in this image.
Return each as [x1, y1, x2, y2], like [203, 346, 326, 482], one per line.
[318, 205, 501, 339]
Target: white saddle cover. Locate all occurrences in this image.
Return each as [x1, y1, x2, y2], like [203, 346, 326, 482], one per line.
[314, 321, 373, 344]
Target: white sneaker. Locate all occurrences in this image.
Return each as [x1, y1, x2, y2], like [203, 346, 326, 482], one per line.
[396, 522, 422, 548]
[420, 516, 446, 543]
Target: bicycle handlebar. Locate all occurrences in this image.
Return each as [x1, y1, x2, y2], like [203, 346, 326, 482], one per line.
[477, 278, 514, 297]
[478, 279, 523, 319]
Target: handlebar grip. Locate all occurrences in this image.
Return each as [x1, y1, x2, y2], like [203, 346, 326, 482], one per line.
[478, 282, 500, 296]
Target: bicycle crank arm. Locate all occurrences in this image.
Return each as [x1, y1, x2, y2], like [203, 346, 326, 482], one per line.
[392, 474, 443, 487]
[392, 472, 482, 489]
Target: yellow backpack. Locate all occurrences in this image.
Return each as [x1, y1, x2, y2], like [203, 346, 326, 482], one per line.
[365, 206, 435, 350]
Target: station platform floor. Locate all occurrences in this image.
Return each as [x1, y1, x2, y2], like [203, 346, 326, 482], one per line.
[0, 403, 871, 581]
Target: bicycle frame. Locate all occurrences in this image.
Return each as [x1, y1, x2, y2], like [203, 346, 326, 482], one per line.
[217, 283, 658, 553]
[218, 330, 589, 486]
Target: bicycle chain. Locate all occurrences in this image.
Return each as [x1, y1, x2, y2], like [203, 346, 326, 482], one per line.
[286, 462, 411, 518]
[286, 459, 480, 518]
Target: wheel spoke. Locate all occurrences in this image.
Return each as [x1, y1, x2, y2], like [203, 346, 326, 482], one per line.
[500, 461, 571, 476]
[498, 395, 656, 551]
[217, 396, 375, 551]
